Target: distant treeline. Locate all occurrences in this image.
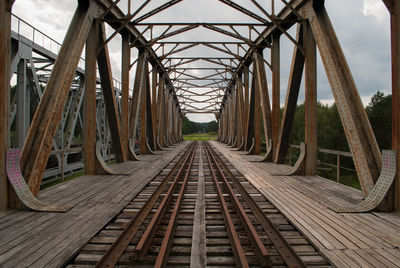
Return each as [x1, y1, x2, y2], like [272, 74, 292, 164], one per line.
[182, 116, 218, 135]
[289, 91, 392, 151]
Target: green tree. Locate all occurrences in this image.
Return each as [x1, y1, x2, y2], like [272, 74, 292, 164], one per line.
[366, 91, 392, 150]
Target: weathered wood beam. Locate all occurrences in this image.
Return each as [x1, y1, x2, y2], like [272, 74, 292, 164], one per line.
[303, 3, 381, 195]
[129, 50, 148, 160]
[121, 33, 130, 159]
[21, 1, 98, 196]
[389, 0, 400, 211]
[254, 51, 272, 155]
[243, 68, 251, 150]
[271, 34, 280, 156]
[84, 22, 100, 175]
[304, 21, 317, 176]
[0, 0, 12, 209]
[145, 65, 156, 151]
[140, 62, 152, 154]
[275, 24, 304, 164]
[97, 22, 126, 162]
[157, 75, 166, 148]
[151, 67, 159, 150]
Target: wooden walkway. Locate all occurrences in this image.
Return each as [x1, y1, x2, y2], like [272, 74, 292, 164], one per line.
[0, 142, 187, 268]
[211, 141, 400, 268]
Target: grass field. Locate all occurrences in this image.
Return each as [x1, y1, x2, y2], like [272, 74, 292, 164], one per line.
[183, 133, 218, 140]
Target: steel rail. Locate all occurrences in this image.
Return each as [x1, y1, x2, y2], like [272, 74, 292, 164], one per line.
[203, 142, 272, 267]
[203, 143, 249, 268]
[155, 142, 197, 267]
[134, 142, 197, 260]
[205, 142, 307, 268]
[94, 142, 195, 268]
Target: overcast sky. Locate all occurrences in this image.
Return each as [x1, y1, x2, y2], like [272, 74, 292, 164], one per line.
[11, 0, 391, 122]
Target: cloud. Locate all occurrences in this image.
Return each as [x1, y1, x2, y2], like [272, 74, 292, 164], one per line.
[11, 0, 393, 122]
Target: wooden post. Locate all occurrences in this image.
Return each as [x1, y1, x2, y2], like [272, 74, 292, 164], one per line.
[157, 75, 166, 147]
[97, 22, 126, 162]
[241, 66, 250, 150]
[144, 65, 155, 151]
[272, 34, 281, 155]
[84, 22, 98, 175]
[388, 0, 400, 211]
[151, 67, 159, 150]
[254, 51, 272, 154]
[254, 70, 261, 154]
[140, 62, 152, 154]
[121, 33, 130, 159]
[245, 75, 256, 151]
[275, 24, 304, 164]
[0, 0, 12, 209]
[304, 21, 317, 176]
[129, 50, 148, 160]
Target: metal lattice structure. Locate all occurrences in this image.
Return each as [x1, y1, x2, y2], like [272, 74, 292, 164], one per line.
[0, 0, 399, 212]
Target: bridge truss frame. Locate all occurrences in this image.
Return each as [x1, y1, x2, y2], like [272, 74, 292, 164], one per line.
[0, 0, 399, 211]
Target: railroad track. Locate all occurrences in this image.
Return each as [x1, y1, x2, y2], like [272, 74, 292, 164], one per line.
[67, 141, 331, 267]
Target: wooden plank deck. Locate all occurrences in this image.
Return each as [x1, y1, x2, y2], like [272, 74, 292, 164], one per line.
[211, 141, 400, 268]
[0, 142, 187, 268]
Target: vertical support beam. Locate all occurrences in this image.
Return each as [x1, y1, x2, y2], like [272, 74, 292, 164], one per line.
[275, 24, 304, 163]
[254, 51, 272, 153]
[234, 76, 244, 148]
[121, 33, 130, 159]
[140, 62, 152, 154]
[145, 65, 155, 151]
[84, 21, 98, 175]
[304, 21, 317, 176]
[245, 75, 256, 150]
[165, 90, 171, 145]
[151, 67, 159, 150]
[157, 75, 166, 147]
[389, 0, 400, 211]
[272, 34, 280, 155]
[16, 59, 30, 148]
[254, 73, 261, 154]
[241, 66, 250, 150]
[304, 3, 381, 195]
[97, 23, 126, 162]
[0, 0, 12, 209]
[129, 50, 148, 159]
[21, 1, 96, 196]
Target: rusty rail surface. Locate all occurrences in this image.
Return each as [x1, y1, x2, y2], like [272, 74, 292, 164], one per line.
[154, 141, 197, 267]
[134, 142, 197, 261]
[205, 141, 307, 268]
[203, 142, 249, 268]
[94, 142, 196, 268]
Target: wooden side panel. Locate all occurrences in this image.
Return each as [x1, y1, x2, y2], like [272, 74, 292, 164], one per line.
[304, 3, 381, 195]
[21, 2, 98, 196]
[97, 23, 126, 162]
